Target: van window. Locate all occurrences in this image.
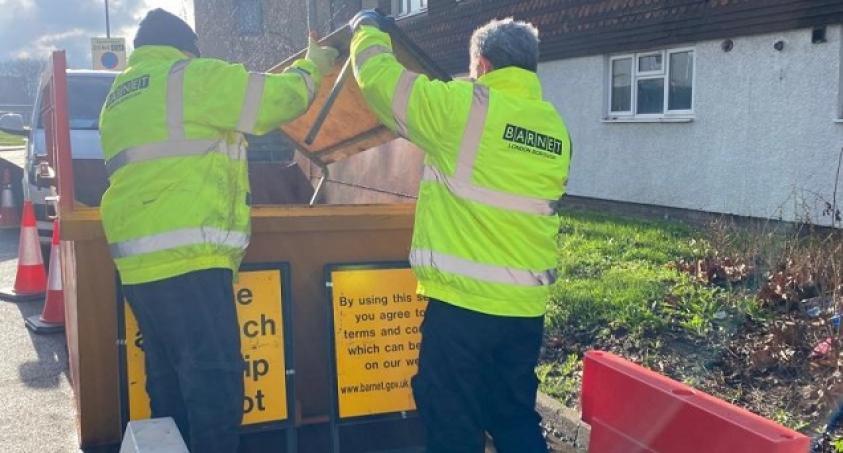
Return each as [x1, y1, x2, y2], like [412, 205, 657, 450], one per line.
[67, 76, 114, 130]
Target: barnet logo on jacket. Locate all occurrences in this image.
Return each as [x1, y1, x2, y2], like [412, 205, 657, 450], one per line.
[105, 75, 150, 110]
[502, 124, 564, 157]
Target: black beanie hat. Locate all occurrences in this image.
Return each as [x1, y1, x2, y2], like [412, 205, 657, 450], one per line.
[134, 8, 200, 57]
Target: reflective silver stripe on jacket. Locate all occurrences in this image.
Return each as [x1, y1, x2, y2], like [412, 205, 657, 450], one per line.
[284, 67, 315, 105]
[422, 165, 555, 215]
[454, 85, 490, 180]
[105, 139, 219, 176]
[106, 138, 247, 176]
[236, 73, 267, 133]
[166, 60, 190, 140]
[422, 84, 556, 215]
[354, 45, 391, 73]
[392, 70, 419, 138]
[106, 60, 247, 176]
[219, 136, 247, 161]
[109, 227, 250, 259]
[409, 248, 557, 287]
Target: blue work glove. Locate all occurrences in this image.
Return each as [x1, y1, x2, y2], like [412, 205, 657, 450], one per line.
[349, 9, 393, 32]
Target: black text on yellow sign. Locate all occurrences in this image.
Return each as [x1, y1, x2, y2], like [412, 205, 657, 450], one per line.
[124, 269, 289, 425]
[330, 267, 428, 419]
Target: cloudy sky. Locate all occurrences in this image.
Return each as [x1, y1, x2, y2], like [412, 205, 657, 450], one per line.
[0, 0, 194, 68]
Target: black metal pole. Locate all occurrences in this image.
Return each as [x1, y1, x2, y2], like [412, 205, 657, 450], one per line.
[105, 0, 111, 38]
[303, 57, 351, 146]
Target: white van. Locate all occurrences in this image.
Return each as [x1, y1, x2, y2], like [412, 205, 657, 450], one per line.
[26, 70, 117, 244]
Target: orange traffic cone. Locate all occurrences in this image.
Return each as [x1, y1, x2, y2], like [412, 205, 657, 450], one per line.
[0, 169, 19, 228]
[26, 219, 64, 333]
[0, 201, 47, 302]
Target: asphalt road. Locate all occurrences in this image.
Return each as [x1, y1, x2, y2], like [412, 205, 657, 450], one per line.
[0, 146, 78, 452]
[0, 146, 26, 168]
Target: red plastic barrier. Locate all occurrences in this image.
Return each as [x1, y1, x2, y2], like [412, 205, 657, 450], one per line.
[581, 350, 810, 453]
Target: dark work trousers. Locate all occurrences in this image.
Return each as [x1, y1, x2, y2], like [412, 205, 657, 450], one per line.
[123, 268, 245, 453]
[411, 299, 547, 453]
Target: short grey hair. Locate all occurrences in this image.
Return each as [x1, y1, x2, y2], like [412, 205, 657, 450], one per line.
[470, 18, 540, 72]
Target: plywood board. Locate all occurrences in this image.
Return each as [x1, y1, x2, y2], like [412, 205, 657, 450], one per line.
[269, 25, 450, 166]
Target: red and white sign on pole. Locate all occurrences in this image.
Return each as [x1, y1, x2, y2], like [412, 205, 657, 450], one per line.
[91, 37, 126, 71]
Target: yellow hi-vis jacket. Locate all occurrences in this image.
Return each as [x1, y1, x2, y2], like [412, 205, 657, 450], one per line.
[100, 45, 321, 284]
[351, 27, 572, 317]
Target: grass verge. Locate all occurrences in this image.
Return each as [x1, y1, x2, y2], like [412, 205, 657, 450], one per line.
[0, 131, 25, 147]
[538, 209, 839, 436]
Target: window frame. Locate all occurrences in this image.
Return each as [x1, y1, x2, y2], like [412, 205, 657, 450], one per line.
[396, 0, 427, 18]
[665, 48, 696, 116]
[607, 47, 696, 120]
[636, 50, 665, 76]
[608, 55, 634, 116]
[837, 31, 843, 121]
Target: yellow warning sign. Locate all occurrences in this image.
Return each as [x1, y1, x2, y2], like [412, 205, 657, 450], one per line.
[330, 267, 428, 419]
[124, 268, 289, 425]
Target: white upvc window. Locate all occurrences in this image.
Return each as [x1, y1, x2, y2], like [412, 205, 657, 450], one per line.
[607, 48, 695, 119]
[397, 0, 427, 17]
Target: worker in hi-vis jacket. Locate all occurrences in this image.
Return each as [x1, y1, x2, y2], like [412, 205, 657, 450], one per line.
[99, 9, 337, 452]
[349, 10, 572, 453]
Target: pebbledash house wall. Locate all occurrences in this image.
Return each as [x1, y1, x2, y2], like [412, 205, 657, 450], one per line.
[542, 25, 843, 224]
